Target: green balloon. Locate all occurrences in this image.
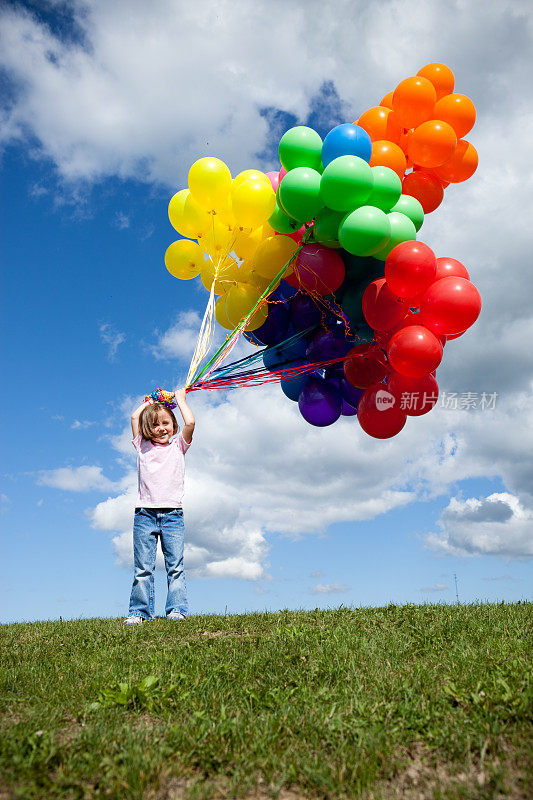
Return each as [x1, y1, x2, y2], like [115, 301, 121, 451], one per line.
[268, 203, 303, 235]
[276, 184, 297, 219]
[373, 212, 417, 261]
[312, 208, 343, 248]
[338, 206, 391, 257]
[390, 194, 424, 231]
[279, 126, 323, 171]
[320, 155, 374, 212]
[367, 166, 402, 212]
[341, 284, 366, 325]
[278, 167, 323, 222]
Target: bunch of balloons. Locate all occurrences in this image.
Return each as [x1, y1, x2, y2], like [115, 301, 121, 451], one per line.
[164, 62, 481, 439]
[165, 158, 286, 332]
[357, 62, 478, 213]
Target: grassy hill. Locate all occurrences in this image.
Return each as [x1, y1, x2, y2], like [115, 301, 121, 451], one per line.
[1, 603, 531, 799]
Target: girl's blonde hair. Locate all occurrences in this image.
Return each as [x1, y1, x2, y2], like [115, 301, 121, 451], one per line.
[139, 403, 179, 441]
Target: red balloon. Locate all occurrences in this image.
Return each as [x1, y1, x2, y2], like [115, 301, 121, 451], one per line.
[357, 383, 407, 439]
[420, 276, 481, 336]
[344, 344, 389, 389]
[387, 325, 443, 378]
[385, 241, 437, 298]
[290, 243, 345, 295]
[387, 372, 439, 416]
[434, 256, 470, 281]
[373, 310, 419, 348]
[402, 170, 444, 213]
[362, 278, 409, 331]
[445, 329, 467, 340]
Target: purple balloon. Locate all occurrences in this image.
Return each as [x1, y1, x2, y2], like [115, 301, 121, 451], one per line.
[340, 377, 363, 409]
[306, 330, 352, 362]
[341, 399, 357, 416]
[289, 295, 322, 332]
[298, 377, 342, 427]
[254, 303, 289, 346]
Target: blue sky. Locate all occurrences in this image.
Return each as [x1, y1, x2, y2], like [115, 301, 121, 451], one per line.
[1, 0, 532, 623]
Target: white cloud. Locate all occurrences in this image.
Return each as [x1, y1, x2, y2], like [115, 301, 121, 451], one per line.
[71, 419, 95, 430]
[37, 465, 118, 492]
[310, 583, 350, 595]
[2, 0, 529, 190]
[425, 493, 533, 559]
[152, 310, 203, 361]
[113, 211, 130, 229]
[420, 583, 449, 593]
[99, 322, 125, 361]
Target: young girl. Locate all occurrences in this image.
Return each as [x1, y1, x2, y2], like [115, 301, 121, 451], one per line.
[124, 388, 195, 625]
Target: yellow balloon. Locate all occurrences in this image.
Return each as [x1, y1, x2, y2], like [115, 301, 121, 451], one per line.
[215, 294, 234, 330]
[232, 226, 260, 261]
[261, 221, 275, 239]
[168, 190, 210, 238]
[238, 259, 270, 292]
[232, 169, 271, 191]
[231, 178, 276, 229]
[200, 256, 238, 293]
[253, 235, 298, 279]
[188, 157, 232, 211]
[164, 239, 204, 280]
[213, 200, 235, 228]
[197, 219, 233, 259]
[225, 283, 268, 331]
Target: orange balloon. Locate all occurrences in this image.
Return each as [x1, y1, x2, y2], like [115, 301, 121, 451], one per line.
[417, 63, 455, 100]
[433, 94, 476, 138]
[380, 92, 393, 109]
[402, 170, 444, 213]
[408, 120, 457, 168]
[392, 76, 437, 129]
[433, 140, 478, 183]
[413, 165, 449, 188]
[369, 140, 407, 178]
[357, 106, 402, 143]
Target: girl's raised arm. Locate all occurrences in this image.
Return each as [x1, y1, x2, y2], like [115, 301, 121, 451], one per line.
[174, 389, 195, 444]
[131, 400, 151, 438]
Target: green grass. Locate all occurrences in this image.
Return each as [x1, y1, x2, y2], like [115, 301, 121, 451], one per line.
[1, 603, 531, 799]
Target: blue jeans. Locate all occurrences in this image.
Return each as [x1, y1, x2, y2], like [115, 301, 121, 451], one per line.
[128, 507, 188, 620]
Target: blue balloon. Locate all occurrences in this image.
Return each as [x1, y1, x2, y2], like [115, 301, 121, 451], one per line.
[243, 331, 262, 346]
[281, 361, 312, 401]
[321, 124, 372, 167]
[269, 279, 298, 302]
[263, 335, 308, 371]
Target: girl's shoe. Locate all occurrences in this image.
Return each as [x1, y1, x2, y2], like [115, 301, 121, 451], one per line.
[167, 610, 187, 621]
[124, 614, 143, 625]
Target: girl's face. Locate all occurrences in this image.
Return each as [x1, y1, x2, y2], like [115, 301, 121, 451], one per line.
[152, 410, 173, 444]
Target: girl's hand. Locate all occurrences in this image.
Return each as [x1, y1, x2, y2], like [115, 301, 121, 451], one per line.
[175, 388, 187, 403]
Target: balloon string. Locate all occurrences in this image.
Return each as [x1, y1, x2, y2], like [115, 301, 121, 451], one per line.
[185, 216, 249, 387]
[188, 353, 347, 394]
[187, 244, 303, 388]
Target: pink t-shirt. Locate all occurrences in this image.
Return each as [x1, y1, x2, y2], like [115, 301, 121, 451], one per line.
[132, 432, 191, 508]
